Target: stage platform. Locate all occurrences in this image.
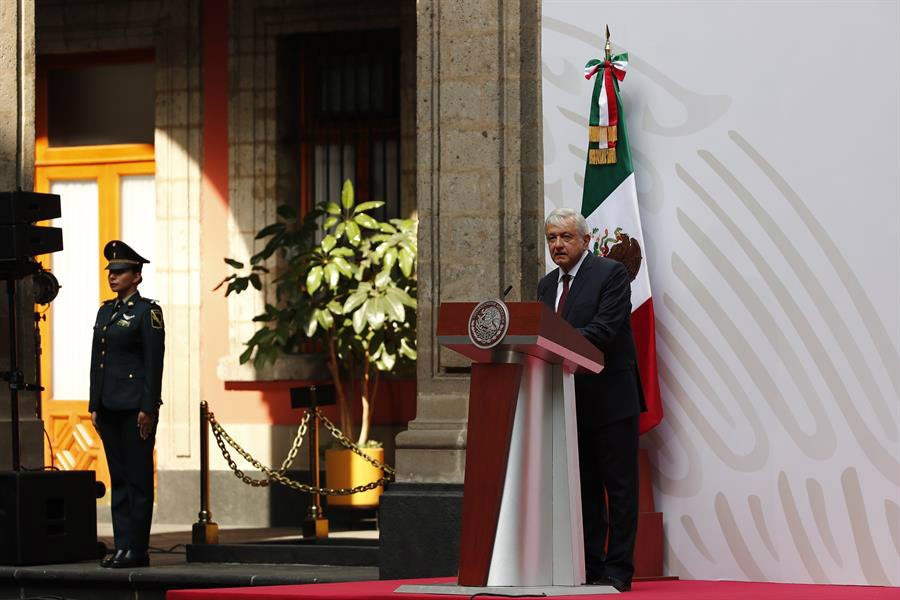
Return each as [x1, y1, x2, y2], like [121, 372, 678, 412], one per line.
[167, 577, 898, 600]
[0, 527, 377, 600]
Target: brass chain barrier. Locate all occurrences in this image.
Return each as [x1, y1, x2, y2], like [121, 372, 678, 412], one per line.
[207, 407, 394, 495]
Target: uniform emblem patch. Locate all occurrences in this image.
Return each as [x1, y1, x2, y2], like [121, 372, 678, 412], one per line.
[151, 307, 164, 330]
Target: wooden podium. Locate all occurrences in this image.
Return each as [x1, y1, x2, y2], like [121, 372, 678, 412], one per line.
[436, 301, 605, 588]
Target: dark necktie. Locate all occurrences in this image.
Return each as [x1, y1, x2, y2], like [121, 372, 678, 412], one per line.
[556, 273, 571, 316]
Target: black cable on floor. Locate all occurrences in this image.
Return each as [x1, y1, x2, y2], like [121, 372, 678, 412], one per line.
[148, 543, 186, 554]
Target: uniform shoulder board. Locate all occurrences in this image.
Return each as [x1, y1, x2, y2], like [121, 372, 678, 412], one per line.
[102, 299, 115, 306]
[139, 297, 159, 305]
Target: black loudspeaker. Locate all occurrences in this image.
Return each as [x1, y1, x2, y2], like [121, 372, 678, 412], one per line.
[0, 190, 63, 278]
[0, 470, 98, 565]
[0, 224, 64, 260]
[0, 191, 61, 224]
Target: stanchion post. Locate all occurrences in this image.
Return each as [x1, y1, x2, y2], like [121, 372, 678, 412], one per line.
[192, 401, 219, 544]
[302, 386, 329, 539]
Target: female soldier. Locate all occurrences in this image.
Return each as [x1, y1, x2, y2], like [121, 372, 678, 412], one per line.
[89, 240, 165, 568]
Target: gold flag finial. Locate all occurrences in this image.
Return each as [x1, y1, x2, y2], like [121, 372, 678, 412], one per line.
[604, 25, 612, 61]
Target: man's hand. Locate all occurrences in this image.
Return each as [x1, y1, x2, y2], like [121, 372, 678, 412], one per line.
[91, 411, 99, 431]
[137, 411, 155, 440]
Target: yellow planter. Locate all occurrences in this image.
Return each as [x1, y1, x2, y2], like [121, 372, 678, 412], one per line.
[325, 447, 384, 507]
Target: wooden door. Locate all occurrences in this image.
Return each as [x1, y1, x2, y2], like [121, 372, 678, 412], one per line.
[35, 161, 156, 495]
[35, 52, 156, 497]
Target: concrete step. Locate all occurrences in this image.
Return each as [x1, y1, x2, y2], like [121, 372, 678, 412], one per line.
[0, 559, 378, 600]
[186, 537, 380, 567]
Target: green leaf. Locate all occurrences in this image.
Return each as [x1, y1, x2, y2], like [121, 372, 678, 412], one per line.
[353, 200, 384, 214]
[277, 204, 298, 219]
[239, 345, 254, 364]
[327, 300, 343, 315]
[306, 266, 323, 295]
[383, 248, 398, 270]
[224, 258, 244, 269]
[323, 216, 339, 230]
[399, 247, 414, 277]
[354, 213, 379, 230]
[378, 222, 397, 234]
[341, 180, 355, 210]
[387, 286, 416, 308]
[305, 313, 318, 337]
[326, 202, 341, 215]
[399, 338, 417, 360]
[324, 263, 340, 289]
[321, 234, 337, 253]
[234, 278, 249, 293]
[316, 309, 334, 330]
[383, 291, 405, 322]
[352, 302, 368, 334]
[345, 221, 361, 246]
[335, 222, 346, 239]
[374, 269, 391, 289]
[343, 291, 368, 314]
[380, 350, 396, 371]
[255, 223, 285, 239]
[333, 256, 354, 277]
[249, 273, 262, 290]
[212, 274, 236, 292]
[330, 247, 355, 257]
[366, 297, 386, 330]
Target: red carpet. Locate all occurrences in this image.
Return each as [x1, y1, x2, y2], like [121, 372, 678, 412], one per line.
[167, 577, 898, 599]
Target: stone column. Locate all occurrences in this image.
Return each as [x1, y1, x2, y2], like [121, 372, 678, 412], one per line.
[0, 0, 40, 470]
[380, 0, 544, 579]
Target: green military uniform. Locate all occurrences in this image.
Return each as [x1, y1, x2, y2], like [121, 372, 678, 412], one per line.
[89, 240, 164, 567]
[89, 293, 165, 413]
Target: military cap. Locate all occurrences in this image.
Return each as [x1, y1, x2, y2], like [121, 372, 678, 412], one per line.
[104, 240, 150, 272]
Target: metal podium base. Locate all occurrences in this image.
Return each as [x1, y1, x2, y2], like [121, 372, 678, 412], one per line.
[395, 583, 618, 596]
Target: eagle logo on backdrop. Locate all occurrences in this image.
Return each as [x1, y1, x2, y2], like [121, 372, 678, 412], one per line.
[468, 299, 510, 349]
[592, 226, 642, 282]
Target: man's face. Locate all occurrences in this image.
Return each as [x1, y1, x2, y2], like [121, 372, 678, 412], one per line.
[108, 269, 141, 295]
[546, 219, 590, 272]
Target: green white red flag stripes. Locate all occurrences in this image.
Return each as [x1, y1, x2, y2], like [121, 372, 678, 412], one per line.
[583, 53, 663, 435]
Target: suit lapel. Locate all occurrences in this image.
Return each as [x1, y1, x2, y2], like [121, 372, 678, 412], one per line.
[562, 252, 594, 320]
[542, 268, 560, 308]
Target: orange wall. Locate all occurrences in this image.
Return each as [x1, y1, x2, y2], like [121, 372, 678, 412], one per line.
[199, 0, 415, 426]
[199, 0, 269, 423]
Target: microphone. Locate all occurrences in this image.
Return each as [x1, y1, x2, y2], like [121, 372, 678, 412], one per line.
[502, 285, 513, 299]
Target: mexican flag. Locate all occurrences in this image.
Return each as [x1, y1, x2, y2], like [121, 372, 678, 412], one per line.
[582, 53, 663, 434]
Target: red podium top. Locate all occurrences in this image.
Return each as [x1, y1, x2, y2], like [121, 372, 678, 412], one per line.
[436, 301, 604, 374]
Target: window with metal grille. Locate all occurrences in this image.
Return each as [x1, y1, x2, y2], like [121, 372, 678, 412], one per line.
[297, 30, 401, 222]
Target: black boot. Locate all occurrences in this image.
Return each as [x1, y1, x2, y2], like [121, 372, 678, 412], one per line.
[100, 549, 125, 568]
[111, 549, 150, 568]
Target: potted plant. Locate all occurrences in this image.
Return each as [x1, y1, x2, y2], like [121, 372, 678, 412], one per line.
[219, 181, 416, 506]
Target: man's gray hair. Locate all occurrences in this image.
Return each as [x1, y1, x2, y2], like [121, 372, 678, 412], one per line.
[545, 207, 589, 237]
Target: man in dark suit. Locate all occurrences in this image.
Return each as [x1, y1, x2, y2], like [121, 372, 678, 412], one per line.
[537, 208, 645, 592]
[89, 240, 165, 569]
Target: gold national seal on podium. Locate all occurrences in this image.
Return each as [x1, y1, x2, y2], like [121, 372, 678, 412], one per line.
[467, 299, 510, 349]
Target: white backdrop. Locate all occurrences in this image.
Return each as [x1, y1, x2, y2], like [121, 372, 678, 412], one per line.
[541, 0, 899, 586]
